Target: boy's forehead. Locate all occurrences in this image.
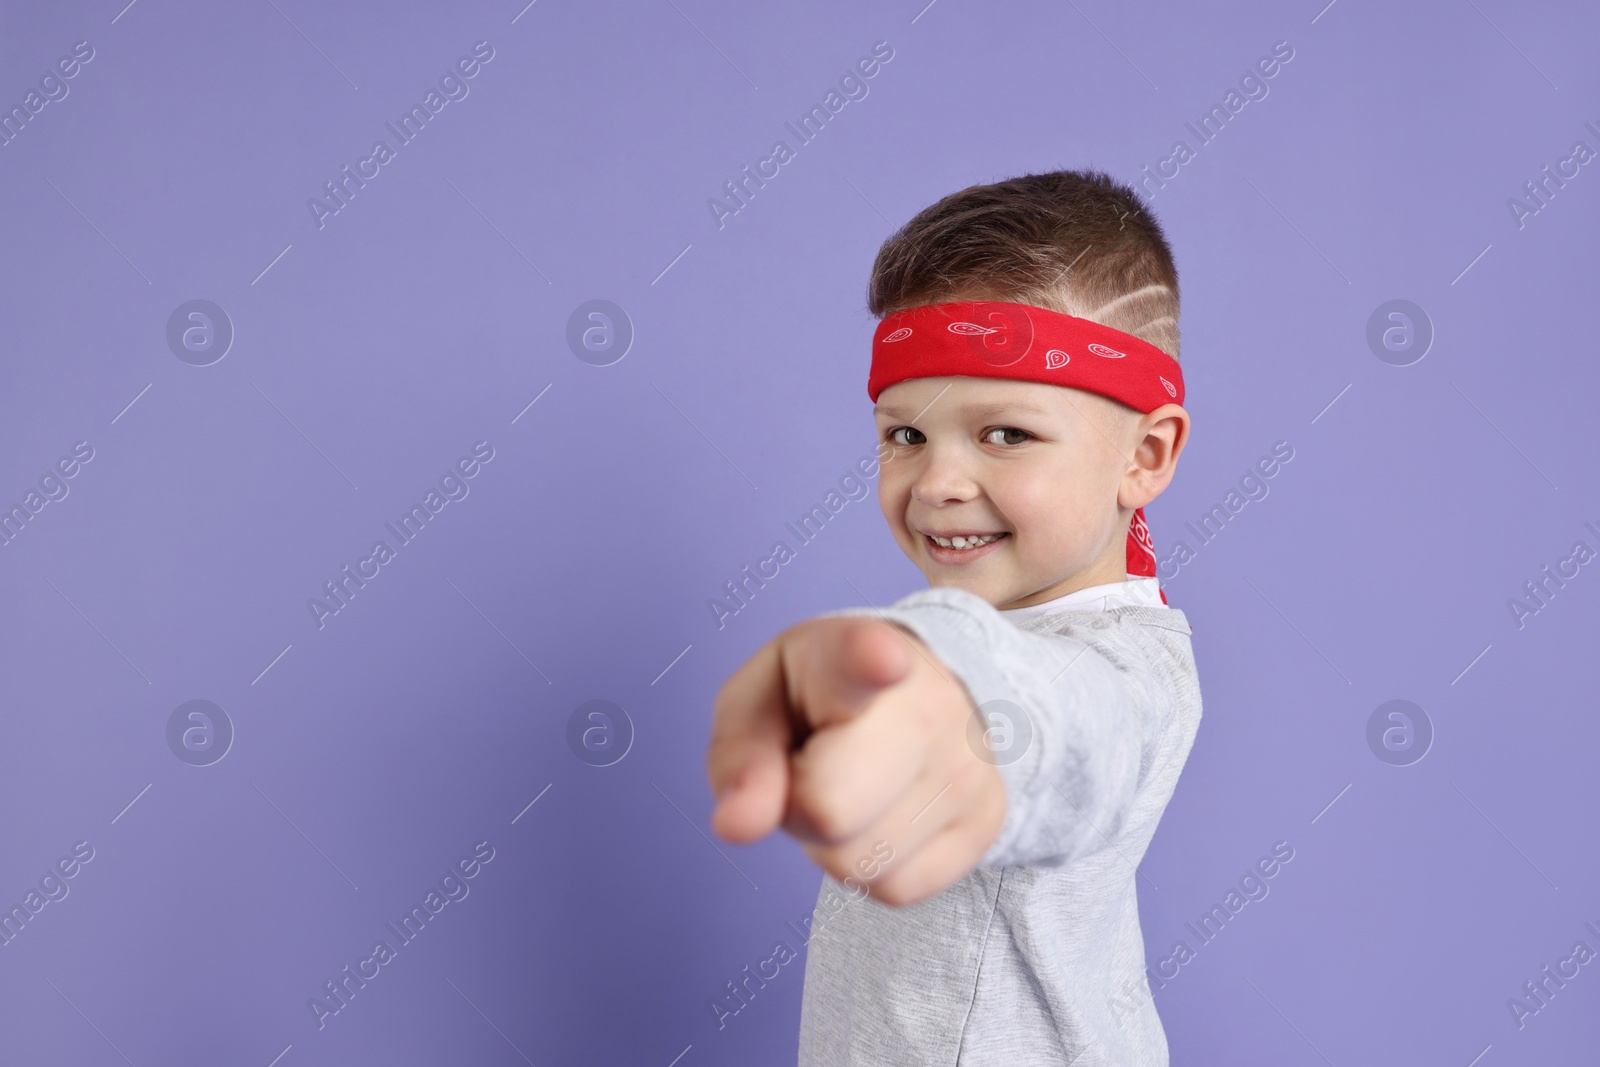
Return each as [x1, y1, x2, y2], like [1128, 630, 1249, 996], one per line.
[872, 376, 1102, 419]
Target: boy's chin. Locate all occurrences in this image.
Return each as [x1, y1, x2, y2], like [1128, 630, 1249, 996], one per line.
[918, 569, 1010, 606]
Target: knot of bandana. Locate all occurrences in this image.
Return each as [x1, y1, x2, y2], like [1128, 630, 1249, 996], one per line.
[867, 300, 1185, 603]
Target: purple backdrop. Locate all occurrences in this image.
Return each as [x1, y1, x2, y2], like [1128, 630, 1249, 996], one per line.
[1, 1, 1596, 1064]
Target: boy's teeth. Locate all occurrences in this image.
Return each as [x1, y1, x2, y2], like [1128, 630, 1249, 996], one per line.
[931, 533, 1002, 550]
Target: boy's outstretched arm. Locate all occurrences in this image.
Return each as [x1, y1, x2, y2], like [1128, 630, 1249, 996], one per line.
[706, 615, 1006, 907]
[818, 588, 1159, 874]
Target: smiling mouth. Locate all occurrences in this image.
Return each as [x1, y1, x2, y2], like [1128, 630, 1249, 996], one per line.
[926, 532, 1006, 550]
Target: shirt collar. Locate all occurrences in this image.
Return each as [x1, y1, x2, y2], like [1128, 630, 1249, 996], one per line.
[997, 575, 1166, 623]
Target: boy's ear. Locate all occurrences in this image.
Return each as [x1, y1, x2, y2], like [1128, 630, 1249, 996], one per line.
[1118, 404, 1189, 510]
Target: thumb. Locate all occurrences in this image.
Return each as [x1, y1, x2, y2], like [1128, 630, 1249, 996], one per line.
[787, 615, 913, 732]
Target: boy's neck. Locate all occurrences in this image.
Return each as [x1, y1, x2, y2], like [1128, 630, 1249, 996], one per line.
[996, 550, 1131, 611]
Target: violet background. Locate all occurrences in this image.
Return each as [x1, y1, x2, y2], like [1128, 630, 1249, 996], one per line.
[0, 1, 1596, 1064]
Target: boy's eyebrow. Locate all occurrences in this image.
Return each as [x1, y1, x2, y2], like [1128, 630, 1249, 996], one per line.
[873, 400, 1057, 421]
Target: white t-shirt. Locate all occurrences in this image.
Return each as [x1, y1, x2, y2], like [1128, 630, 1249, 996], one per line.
[999, 574, 1166, 622]
[799, 576, 1201, 1066]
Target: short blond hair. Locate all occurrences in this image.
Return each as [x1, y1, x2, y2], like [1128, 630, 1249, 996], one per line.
[865, 169, 1181, 361]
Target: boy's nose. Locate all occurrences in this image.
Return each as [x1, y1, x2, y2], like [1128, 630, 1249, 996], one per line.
[909, 453, 980, 506]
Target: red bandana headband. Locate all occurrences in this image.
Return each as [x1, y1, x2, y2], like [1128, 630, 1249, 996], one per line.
[867, 300, 1185, 603]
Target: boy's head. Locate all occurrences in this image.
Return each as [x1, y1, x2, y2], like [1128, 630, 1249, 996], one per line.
[866, 170, 1190, 610]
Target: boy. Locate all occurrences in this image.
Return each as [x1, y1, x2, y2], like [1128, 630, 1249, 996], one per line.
[705, 170, 1200, 1065]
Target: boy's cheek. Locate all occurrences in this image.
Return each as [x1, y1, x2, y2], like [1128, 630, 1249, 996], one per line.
[875, 480, 900, 532]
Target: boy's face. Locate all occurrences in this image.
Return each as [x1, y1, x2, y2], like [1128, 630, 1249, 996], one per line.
[872, 375, 1146, 610]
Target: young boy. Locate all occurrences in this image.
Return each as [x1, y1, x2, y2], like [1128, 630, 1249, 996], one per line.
[706, 170, 1201, 1065]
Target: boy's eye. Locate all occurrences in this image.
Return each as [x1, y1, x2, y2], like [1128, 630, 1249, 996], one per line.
[983, 427, 1031, 446]
[888, 426, 925, 446]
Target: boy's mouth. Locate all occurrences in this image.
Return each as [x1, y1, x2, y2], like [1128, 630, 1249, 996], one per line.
[921, 530, 1009, 564]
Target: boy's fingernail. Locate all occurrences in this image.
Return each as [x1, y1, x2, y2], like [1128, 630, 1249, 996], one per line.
[718, 772, 745, 801]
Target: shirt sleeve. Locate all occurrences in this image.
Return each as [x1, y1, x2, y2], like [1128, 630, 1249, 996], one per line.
[818, 585, 1147, 870]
